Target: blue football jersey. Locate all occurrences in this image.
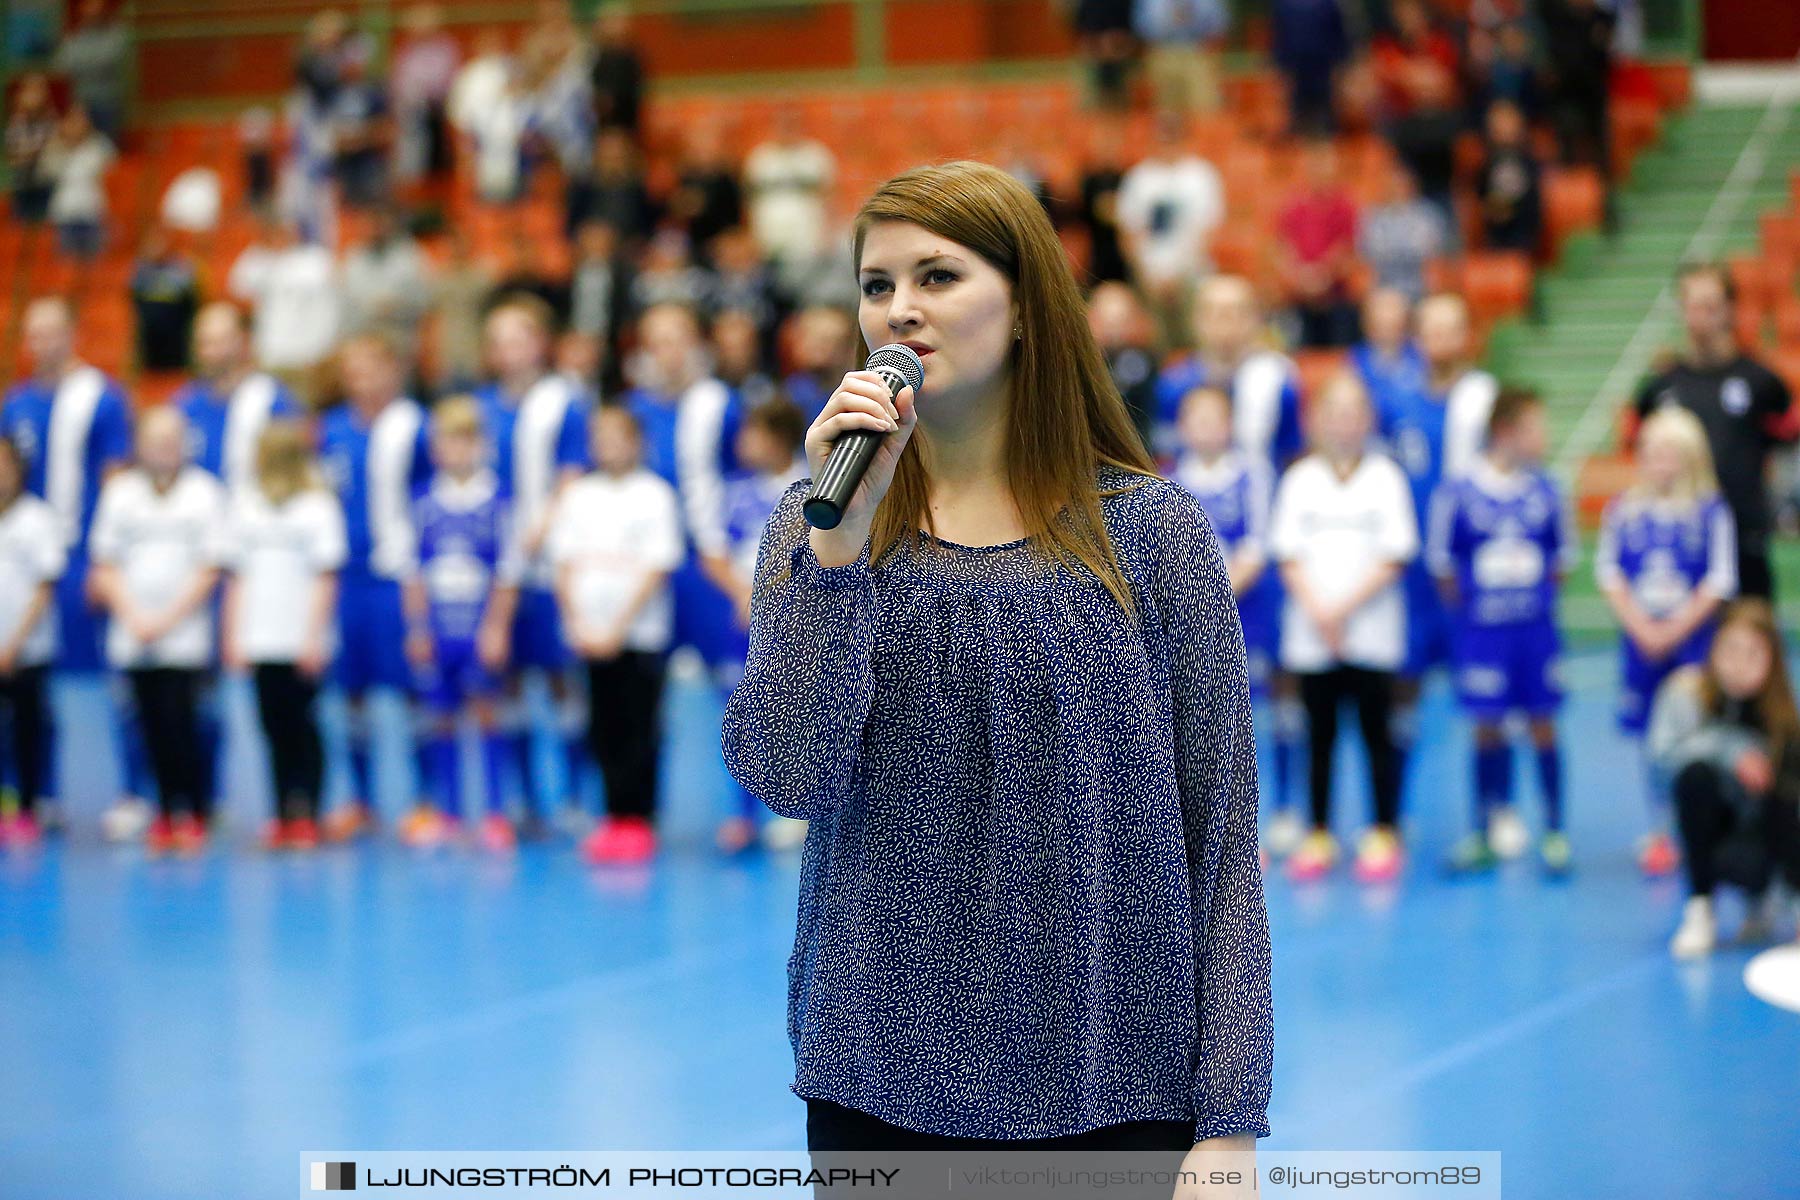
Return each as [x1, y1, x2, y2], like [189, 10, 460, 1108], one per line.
[412, 469, 517, 643]
[0, 366, 133, 553]
[318, 398, 431, 578]
[1427, 461, 1575, 627]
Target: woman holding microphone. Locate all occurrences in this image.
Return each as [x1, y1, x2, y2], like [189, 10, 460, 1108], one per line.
[722, 162, 1270, 1173]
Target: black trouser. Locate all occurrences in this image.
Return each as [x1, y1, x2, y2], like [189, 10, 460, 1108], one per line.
[1673, 761, 1800, 898]
[1298, 665, 1401, 830]
[1737, 540, 1773, 603]
[0, 665, 49, 813]
[584, 650, 667, 821]
[128, 668, 205, 820]
[253, 662, 325, 823]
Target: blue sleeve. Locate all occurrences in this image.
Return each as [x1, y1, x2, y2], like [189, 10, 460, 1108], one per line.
[91, 386, 133, 472]
[556, 399, 589, 471]
[1273, 376, 1304, 468]
[270, 383, 301, 420]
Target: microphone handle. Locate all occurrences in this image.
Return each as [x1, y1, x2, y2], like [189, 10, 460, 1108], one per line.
[802, 428, 886, 530]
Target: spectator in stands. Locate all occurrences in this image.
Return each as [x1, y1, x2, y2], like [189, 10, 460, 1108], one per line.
[431, 229, 498, 391]
[1634, 263, 1797, 602]
[1116, 112, 1226, 349]
[341, 206, 433, 359]
[1477, 98, 1542, 254]
[1540, 0, 1615, 229]
[1469, 20, 1542, 123]
[391, 4, 461, 184]
[629, 230, 713, 318]
[1385, 65, 1462, 232]
[295, 9, 354, 112]
[238, 107, 277, 212]
[1270, 0, 1353, 135]
[712, 309, 779, 412]
[569, 218, 628, 358]
[1071, 0, 1136, 112]
[668, 125, 743, 260]
[708, 226, 778, 339]
[1276, 137, 1360, 348]
[1134, 0, 1229, 116]
[43, 105, 114, 261]
[519, 14, 595, 180]
[744, 107, 835, 273]
[782, 306, 859, 421]
[1358, 166, 1448, 301]
[6, 72, 59, 225]
[566, 128, 655, 246]
[589, 5, 645, 137]
[1077, 115, 1132, 285]
[52, 0, 129, 142]
[1372, 0, 1462, 122]
[1087, 281, 1161, 454]
[228, 213, 341, 375]
[448, 29, 523, 204]
[329, 44, 392, 210]
[130, 226, 201, 373]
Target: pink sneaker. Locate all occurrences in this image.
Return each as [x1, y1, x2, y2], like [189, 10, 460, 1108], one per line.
[1351, 827, 1404, 883]
[478, 813, 517, 853]
[0, 812, 41, 849]
[582, 817, 657, 865]
[1639, 832, 1680, 878]
[1285, 831, 1339, 882]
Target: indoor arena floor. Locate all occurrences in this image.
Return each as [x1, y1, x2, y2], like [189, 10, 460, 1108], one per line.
[2, 651, 1796, 1200]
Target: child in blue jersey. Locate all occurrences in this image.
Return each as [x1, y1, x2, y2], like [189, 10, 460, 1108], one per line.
[399, 397, 522, 851]
[1597, 406, 1738, 877]
[1171, 383, 1302, 858]
[1, 297, 140, 836]
[1349, 287, 1426, 414]
[1152, 275, 1304, 472]
[1380, 293, 1499, 777]
[479, 297, 591, 837]
[1427, 389, 1578, 874]
[316, 334, 433, 839]
[702, 397, 811, 856]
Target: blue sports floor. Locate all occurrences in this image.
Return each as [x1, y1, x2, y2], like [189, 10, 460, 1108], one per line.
[2, 651, 1797, 1200]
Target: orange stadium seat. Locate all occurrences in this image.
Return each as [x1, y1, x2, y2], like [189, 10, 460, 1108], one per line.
[1542, 166, 1603, 261]
[1459, 251, 1533, 323]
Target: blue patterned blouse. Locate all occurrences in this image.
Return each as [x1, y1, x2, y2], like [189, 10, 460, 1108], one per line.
[721, 464, 1272, 1143]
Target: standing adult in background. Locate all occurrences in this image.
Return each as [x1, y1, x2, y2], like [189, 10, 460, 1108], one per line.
[339, 205, 435, 361]
[1275, 136, 1359, 349]
[5, 72, 60, 225]
[1116, 112, 1226, 350]
[588, 5, 644, 138]
[1088, 281, 1161, 454]
[1270, 0, 1352, 135]
[744, 109, 835, 278]
[722, 160, 1269, 1167]
[1635, 262, 1796, 602]
[1077, 116, 1132, 285]
[1135, 0, 1230, 116]
[1540, 0, 1617, 231]
[390, 4, 462, 185]
[228, 213, 341, 379]
[52, 0, 129, 143]
[1071, 0, 1137, 112]
[1, 297, 138, 833]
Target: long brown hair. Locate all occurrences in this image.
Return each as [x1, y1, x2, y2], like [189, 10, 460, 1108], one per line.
[852, 161, 1158, 614]
[1699, 598, 1800, 761]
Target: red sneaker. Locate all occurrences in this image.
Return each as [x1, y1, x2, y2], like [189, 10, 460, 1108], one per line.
[0, 812, 41, 849]
[261, 819, 293, 851]
[582, 817, 656, 865]
[1639, 832, 1680, 878]
[286, 817, 320, 850]
[322, 801, 374, 843]
[171, 814, 207, 856]
[146, 815, 176, 856]
[478, 813, 516, 853]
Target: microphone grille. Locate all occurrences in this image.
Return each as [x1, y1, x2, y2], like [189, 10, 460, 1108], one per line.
[866, 344, 925, 393]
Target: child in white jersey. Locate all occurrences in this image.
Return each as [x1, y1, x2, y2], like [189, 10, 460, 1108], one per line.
[549, 405, 684, 866]
[90, 407, 228, 856]
[222, 420, 347, 851]
[0, 435, 66, 849]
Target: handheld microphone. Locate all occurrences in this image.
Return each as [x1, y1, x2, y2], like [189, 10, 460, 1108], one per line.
[802, 343, 925, 530]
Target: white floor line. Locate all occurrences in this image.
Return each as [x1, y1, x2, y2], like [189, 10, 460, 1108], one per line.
[1552, 86, 1799, 480]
